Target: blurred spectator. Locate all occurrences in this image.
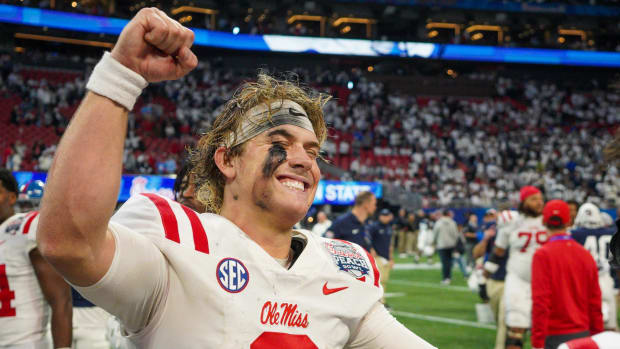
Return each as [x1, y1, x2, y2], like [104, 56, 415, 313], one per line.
[433, 210, 461, 285]
[311, 211, 332, 237]
[325, 191, 377, 254]
[369, 208, 395, 305]
[531, 200, 603, 349]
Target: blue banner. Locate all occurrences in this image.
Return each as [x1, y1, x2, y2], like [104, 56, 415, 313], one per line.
[313, 180, 382, 205]
[335, 0, 620, 17]
[2, 4, 620, 67]
[13, 171, 382, 205]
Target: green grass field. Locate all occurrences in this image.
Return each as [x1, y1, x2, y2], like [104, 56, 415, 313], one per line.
[387, 257, 620, 349]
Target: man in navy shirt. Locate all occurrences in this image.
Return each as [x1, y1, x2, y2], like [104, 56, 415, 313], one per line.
[369, 209, 395, 303]
[570, 203, 618, 330]
[473, 209, 507, 349]
[325, 191, 377, 254]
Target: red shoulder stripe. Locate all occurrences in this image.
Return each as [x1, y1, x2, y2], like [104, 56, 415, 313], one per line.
[142, 194, 180, 243]
[180, 205, 209, 254]
[23, 211, 39, 234]
[506, 211, 512, 220]
[363, 249, 380, 288]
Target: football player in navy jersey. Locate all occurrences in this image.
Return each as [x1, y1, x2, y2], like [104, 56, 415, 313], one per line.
[570, 203, 618, 330]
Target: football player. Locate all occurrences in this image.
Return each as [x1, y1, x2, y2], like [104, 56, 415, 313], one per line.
[570, 203, 617, 331]
[37, 8, 435, 348]
[484, 186, 546, 349]
[0, 173, 73, 349]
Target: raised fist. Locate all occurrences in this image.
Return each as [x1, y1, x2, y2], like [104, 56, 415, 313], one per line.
[111, 8, 198, 82]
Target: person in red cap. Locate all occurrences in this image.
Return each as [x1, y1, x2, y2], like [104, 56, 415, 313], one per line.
[531, 200, 603, 349]
[484, 185, 546, 349]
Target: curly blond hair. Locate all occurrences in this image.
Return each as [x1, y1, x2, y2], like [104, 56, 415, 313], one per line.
[189, 73, 330, 213]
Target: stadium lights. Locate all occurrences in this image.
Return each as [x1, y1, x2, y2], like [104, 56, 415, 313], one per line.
[287, 15, 326, 36]
[171, 6, 218, 30]
[71, 1, 77, 8]
[465, 25, 503, 43]
[426, 22, 461, 36]
[14, 33, 114, 48]
[558, 28, 587, 41]
[232, 26, 240, 35]
[427, 30, 438, 38]
[471, 33, 483, 41]
[332, 17, 376, 38]
[347, 81, 354, 89]
[179, 15, 192, 24]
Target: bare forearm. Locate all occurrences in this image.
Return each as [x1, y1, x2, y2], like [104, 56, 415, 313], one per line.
[38, 92, 127, 262]
[472, 240, 487, 260]
[50, 301, 73, 348]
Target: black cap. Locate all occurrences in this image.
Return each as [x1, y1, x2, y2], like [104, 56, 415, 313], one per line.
[379, 208, 392, 216]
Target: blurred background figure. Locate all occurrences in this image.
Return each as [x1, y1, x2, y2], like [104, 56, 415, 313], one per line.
[369, 208, 395, 306]
[325, 191, 377, 254]
[570, 203, 618, 331]
[433, 209, 461, 285]
[473, 208, 505, 349]
[311, 211, 332, 237]
[463, 213, 479, 270]
[531, 200, 603, 349]
[394, 208, 408, 258]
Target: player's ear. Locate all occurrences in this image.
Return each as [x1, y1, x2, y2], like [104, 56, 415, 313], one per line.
[214, 146, 236, 181]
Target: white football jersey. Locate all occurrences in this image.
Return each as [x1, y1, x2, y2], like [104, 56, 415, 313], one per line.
[74, 194, 389, 348]
[494, 210, 546, 282]
[0, 212, 50, 348]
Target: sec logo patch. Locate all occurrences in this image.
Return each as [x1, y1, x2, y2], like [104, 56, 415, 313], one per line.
[216, 258, 249, 293]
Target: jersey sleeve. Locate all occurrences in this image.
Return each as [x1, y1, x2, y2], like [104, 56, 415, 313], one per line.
[23, 213, 40, 253]
[72, 194, 170, 334]
[347, 302, 436, 349]
[494, 210, 518, 249]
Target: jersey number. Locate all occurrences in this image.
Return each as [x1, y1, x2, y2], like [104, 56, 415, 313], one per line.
[518, 231, 546, 252]
[584, 235, 612, 265]
[0, 264, 16, 317]
[251, 332, 317, 349]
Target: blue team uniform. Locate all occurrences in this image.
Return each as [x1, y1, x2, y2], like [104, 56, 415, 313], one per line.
[327, 212, 373, 252]
[570, 226, 617, 270]
[369, 221, 393, 260]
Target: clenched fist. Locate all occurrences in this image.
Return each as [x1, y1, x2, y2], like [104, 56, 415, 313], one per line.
[111, 8, 198, 82]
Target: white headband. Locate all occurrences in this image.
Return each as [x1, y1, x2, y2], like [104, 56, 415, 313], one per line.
[225, 99, 315, 147]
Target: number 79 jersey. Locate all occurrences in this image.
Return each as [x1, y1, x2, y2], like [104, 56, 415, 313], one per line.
[494, 211, 546, 282]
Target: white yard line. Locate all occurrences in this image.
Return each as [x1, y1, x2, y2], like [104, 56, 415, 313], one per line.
[392, 310, 497, 330]
[389, 279, 472, 292]
[394, 263, 441, 270]
[384, 292, 406, 298]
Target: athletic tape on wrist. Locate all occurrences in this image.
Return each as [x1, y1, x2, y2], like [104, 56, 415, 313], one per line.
[86, 52, 148, 110]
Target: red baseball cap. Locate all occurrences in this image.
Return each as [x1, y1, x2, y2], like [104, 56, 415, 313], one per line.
[520, 185, 541, 202]
[543, 200, 570, 227]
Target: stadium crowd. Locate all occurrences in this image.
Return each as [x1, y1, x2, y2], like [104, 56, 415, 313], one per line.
[2, 52, 617, 209]
[0, 55, 620, 207]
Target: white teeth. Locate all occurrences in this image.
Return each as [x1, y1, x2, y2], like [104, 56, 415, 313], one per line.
[281, 180, 304, 191]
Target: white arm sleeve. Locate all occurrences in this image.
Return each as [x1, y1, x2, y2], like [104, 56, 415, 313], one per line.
[72, 221, 168, 334]
[347, 302, 437, 349]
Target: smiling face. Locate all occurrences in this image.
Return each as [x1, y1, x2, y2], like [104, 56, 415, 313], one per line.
[224, 124, 321, 229]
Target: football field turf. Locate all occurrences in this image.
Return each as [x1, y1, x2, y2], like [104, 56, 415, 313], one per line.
[388, 258, 620, 349]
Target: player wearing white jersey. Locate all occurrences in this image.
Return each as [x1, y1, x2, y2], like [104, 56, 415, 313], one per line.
[37, 8, 435, 348]
[0, 171, 73, 349]
[484, 186, 545, 349]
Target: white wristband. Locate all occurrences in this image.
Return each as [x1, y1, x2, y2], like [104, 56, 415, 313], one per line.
[483, 261, 499, 274]
[86, 52, 148, 110]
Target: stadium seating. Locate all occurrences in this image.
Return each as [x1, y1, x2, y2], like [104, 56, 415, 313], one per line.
[1, 55, 618, 208]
